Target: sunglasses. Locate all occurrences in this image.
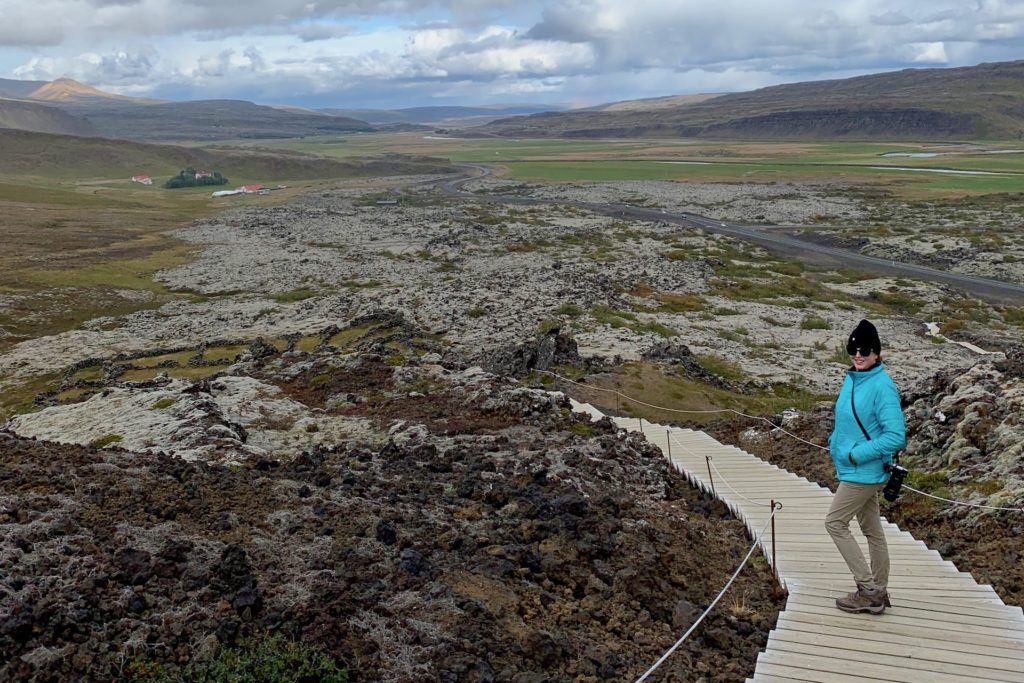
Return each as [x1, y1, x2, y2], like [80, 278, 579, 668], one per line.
[846, 345, 874, 357]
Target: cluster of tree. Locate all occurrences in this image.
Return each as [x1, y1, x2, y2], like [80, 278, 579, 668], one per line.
[164, 167, 229, 189]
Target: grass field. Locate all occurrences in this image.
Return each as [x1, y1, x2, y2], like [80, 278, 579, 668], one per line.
[0, 172, 340, 351]
[221, 133, 1024, 198]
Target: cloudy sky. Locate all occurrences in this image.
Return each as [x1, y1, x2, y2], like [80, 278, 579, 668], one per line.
[2, 0, 1023, 109]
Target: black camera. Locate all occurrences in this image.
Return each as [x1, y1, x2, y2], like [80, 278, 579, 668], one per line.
[883, 462, 908, 502]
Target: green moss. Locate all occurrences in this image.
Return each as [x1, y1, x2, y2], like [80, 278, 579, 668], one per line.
[569, 422, 601, 437]
[631, 321, 678, 338]
[203, 344, 249, 363]
[656, 292, 705, 313]
[89, 433, 123, 448]
[73, 365, 106, 382]
[694, 354, 748, 381]
[867, 290, 923, 315]
[800, 315, 831, 330]
[965, 479, 1004, 496]
[149, 398, 176, 410]
[591, 304, 637, 328]
[536, 318, 560, 335]
[295, 335, 322, 353]
[328, 323, 374, 349]
[341, 279, 382, 289]
[310, 373, 333, 388]
[907, 469, 949, 494]
[555, 303, 583, 317]
[0, 371, 63, 421]
[129, 633, 347, 683]
[272, 288, 317, 303]
[467, 306, 487, 318]
[133, 350, 195, 368]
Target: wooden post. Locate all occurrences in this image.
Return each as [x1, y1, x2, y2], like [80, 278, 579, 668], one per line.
[639, 416, 644, 435]
[771, 499, 779, 598]
[666, 430, 672, 462]
[705, 455, 716, 497]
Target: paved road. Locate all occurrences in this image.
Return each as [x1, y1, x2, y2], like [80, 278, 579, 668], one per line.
[437, 164, 1024, 304]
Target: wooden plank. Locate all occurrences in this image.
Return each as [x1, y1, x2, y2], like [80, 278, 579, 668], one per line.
[782, 593, 1024, 630]
[755, 658, 892, 682]
[778, 560, 961, 573]
[777, 611, 1024, 650]
[758, 650, 1004, 683]
[765, 637, 1024, 682]
[787, 586, 1023, 618]
[771, 620, 1024, 662]
[778, 562, 962, 576]
[750, 675, 818, 683]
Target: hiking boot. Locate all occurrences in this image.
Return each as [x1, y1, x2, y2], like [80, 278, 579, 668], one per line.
[835, 585, 886, 615]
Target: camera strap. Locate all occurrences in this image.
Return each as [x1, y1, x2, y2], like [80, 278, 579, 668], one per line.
[850, 381, 871, 441]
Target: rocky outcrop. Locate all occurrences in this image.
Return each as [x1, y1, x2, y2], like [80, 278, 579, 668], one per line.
[484, 329, 582, 377]
[903, 355, 1024, 505]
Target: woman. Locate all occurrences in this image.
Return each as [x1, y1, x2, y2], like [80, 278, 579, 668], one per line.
[826, 319, 906, 615]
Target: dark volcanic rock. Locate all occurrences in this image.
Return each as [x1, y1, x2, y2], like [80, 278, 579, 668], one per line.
[0, 358, 782, 682]
[485, 329, 582, 377]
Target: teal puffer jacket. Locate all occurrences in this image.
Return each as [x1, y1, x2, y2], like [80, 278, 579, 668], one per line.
[828, 362, 907, 484]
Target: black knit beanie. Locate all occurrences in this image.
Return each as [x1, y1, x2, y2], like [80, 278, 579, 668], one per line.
[846, 319, 881, 356]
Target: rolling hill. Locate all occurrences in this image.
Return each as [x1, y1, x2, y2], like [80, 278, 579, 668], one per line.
[0, 129, 452, 180]
[0, 78, 47, 99]
[0, 78, 375, 142]
[54, 98, 374, 142]
[0, 98, 96, 137]
[477, 60, 1024, 140]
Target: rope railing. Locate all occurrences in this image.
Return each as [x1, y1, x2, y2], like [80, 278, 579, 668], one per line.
[542, 370, 1024, 514]
[634, 502, 782, 683]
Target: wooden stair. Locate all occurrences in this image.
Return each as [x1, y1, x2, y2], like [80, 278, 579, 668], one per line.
[570, 400, 1024, 682]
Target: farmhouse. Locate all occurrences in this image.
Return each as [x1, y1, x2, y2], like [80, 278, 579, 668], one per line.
[240, 184, 265, 194]
[130, 175, 153, 185]
[194, 170, 214, 179]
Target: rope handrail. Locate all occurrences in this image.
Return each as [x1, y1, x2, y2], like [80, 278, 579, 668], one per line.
[543, 370, 1024, 514]
[540, 370, 824, 450]
[666, 432, 840, 510]
[902, 484, 1024, 513]
[634, 502, 782, 682]
[665, 433, 776, 506]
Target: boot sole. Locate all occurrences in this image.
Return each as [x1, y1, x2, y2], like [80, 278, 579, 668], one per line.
[836, 603, 885, 615]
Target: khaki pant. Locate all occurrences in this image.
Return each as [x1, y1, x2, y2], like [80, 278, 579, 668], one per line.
[825, 482, 889, 591]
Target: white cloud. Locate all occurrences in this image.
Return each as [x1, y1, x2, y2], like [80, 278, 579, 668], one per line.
[3, 0, 1024, 106]
[911, 42, 948, 63]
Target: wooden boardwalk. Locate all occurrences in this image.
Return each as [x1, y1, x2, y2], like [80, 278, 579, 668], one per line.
[569, 400, 1024, 682]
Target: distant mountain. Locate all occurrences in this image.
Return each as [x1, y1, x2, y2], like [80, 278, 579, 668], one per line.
[0, 77, 375, 141]
[0, 98, 96, 136]
[54, 99, 374, 142]
[0, 78, 47, 99]
[0, 128, 453, 180]
[27, 77, 160, 105]
[586, 93, 725, 113]
[477, 60, 1024, 140]
[323, 104, 561, 127]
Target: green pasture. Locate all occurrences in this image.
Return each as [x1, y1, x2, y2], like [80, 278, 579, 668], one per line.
[218, 134, 1024, 194]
